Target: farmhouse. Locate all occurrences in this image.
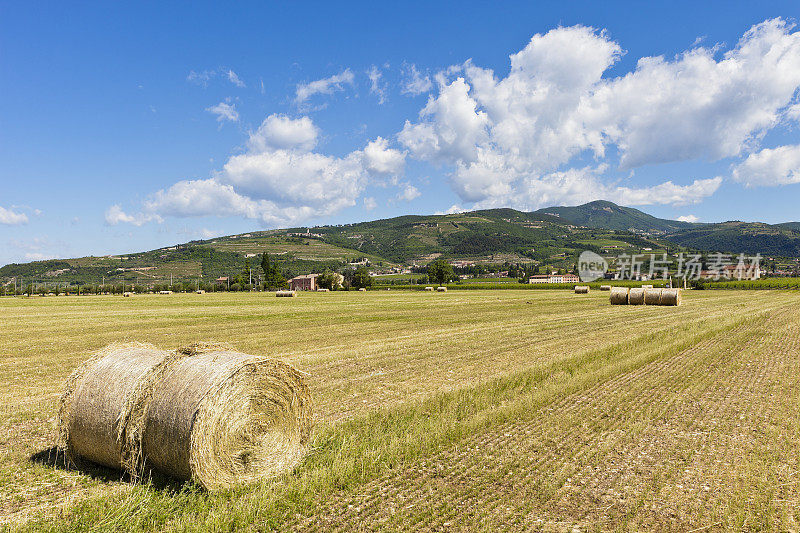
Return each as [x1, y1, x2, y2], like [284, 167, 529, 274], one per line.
[528, 273, 580, 284]
[289, 274, 318, 291]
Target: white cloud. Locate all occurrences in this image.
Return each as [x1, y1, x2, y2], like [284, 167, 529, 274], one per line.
[227, 69, 246, 88]
[732, 144, 800, 187]
[398, 19, 800, 208]
[435, 204, 466, 215]
[206, 101, 239, 123]
[104, 205, 160, 226]
[0, 206, 28, 225]
[402, 64, 432, 95]
[677, 215, 700, 222]
[295, 69, 355, 104]
[113, 115, 407, 228]
[363, 197, 377, 211]
[362, 137, 406, 176]
[25, 252, 56, 261]
[187, 70, 214, 87]
[397, 184, 421, 202]
[367, 65, 387, 104]
[247, 114, 319, 152]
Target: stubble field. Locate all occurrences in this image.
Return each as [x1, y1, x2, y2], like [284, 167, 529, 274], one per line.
[0, 289, 798, 531]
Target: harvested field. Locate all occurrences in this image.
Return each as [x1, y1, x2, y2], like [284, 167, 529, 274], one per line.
[1, 290, 799, 531]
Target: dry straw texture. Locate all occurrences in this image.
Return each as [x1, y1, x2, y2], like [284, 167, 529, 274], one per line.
[661, 288, 682, 306]
[644, 288, 663, 306]
[628, 288, 646, 305]
[424, 287, 434, 291]
[58, 343, 312, 489]
[574, 286, 590, 294]
[436, 287, 448, 292]
[600, 285, 612, 291]
[609, 287, 629, 305]
[276, 290, 296, 297]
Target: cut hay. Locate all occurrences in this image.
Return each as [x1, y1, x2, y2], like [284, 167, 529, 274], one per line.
[59, 343, 312, 489]
[642, 284, 653, 289]
[600, 285, 611, 291]
[358, 288, 367, 292]
[660, 288, 682, 306]
[644, 288, 663, 306]
[574, 286, 589, 294]
[123, 292, 133, 297]
[628, 288, 645, 305]
[424, 287, 434, 291]
[196, 290, 205, 294]
[159, 291, 173, 295]
[275, 290, 296, 297]
[610, 287, 629, 305]
[436, 286, 448, 292]
[317, 288, 329, 292]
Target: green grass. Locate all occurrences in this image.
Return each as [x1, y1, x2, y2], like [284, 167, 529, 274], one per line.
[1, 290, 798, 530]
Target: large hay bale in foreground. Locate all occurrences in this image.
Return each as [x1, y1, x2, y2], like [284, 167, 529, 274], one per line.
[610, 287, 629, 305]
[660, 288, 682, 306]
[574, 286, 589, 294]
[628, 288, 646, 305]
[59, 343, 312, 489]
[644, 288, 663, 306]
[275, 290, 296, 297]
[600, 285, 611, 291]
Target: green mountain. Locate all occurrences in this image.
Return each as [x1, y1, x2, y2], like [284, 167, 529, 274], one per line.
[3, 201, 800, 288]
[534, 200, 694, 234]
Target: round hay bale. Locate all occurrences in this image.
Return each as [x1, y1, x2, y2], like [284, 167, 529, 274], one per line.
[358, 287, 367, 292]
[643, 288, 663, 306]
[642, 284, 653, 289]
[424, 286, 434, 291]
[275, 290, 296, 297]
[599, 285, 611, 291]
[609, 287, 629, 305]
[317, 288, 329, 292]
[628, 287, 646, 305]
[574, 286, 589, 294]
[59, 343, 313, 489]
[436, 286, 447, 292]
[142, 345, 312, 489]
[58, 343, 174, 470]
[661, 288, 682, 306]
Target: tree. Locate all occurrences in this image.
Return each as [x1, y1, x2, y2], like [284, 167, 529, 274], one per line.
[317, 270, 340, 290]
[352, 266, 372, 289]
[261, 253, 287, 290]
[427, 259, 455, 285]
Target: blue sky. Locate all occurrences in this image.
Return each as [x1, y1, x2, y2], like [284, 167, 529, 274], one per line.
[3, 1, 800, 266]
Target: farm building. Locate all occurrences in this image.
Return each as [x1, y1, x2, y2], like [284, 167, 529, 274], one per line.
[528, 274, 580, 284]
[289, 274, 318, 291]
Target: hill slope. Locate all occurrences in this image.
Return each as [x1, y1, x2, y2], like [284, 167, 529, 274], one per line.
[535, 200, 694, 234]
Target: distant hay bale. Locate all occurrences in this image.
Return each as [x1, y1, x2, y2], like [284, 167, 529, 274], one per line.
[642, 284, 653, 289]
[275, 290, 296, 297]
[600, 285, 611, 291]
[59, 343, 312, 489]
[628, 288, 646, 305]
[436, 286, 447, 292]
[660, 288, 682, 306]
[574, 286, 589, 294]
[317, 288, 329, 292]
[424, 287, 434, 291]
[644, 288, 663, 305]
[196, 290, 205, 294]
[610, 287, 629, 305]
[358, 288, 367, 292]
[123, 292, 133, 297]
[159, 291, 173, 295]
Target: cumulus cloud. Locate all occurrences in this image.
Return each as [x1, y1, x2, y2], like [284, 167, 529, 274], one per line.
[206, 100, 239, 123]
[397, 184, 421, 202]
[399, 19, 800, 208]
[363, 197, 377, 211]
[677, 215, 700, 223]
[401, 64, 432, 95]
[295, 69, 355, 104]
[0, 206, 28, 225]
[367, 65, 387, 104]
[732, 144, 800, 187]
[113, 114, 407, 227]
[247, 114, 319, 152]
